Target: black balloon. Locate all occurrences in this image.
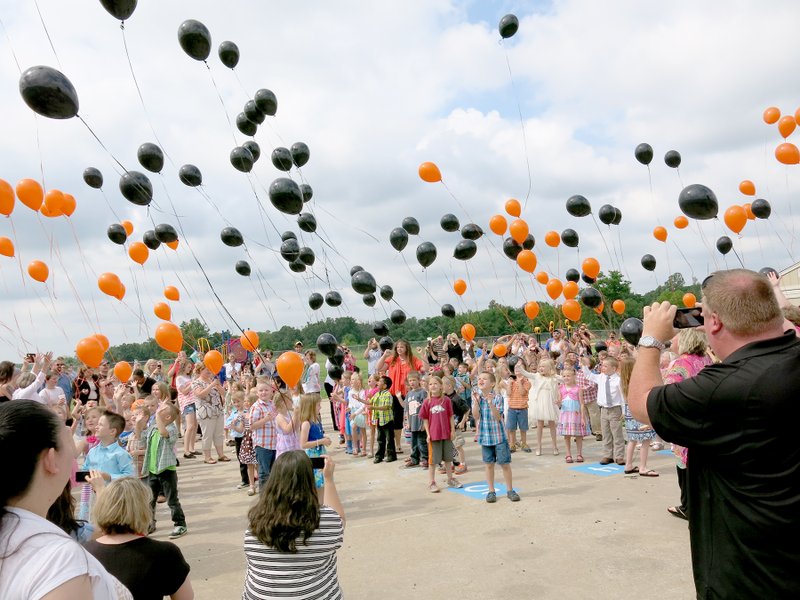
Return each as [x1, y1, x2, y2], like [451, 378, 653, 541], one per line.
[362, 293, 376, 307]
[378, 336, 394, 352]
[498, 14, 519, 38]
[281, 231, 297, 242]
[297, 213, 317, 233]
[220, 227, 243, 247]
[566, 194, 591, 217]
[119, 171, 152, 206]
[218, 41, 239, 69]
[635, 143, 653, 166]
[178, 20, 211, 61]
[83, 167, 103, 189]
[581, 273, 596, 285]
[461, 223, 484, 240]
[402, 217, 420, 235]
[620, 317, 643, 346]
[289, 259, 306, 273]
[380, 285, 393, 301]
[327, 365, 343, 381]
[19, 65, 79, 119]
[236, 113, 257, 136]
[243, 141, 261, 163]
[503, 237, 523, 260]
[454, 239, 477, 260]
[759, 267, 779, 279]
[507, 355, 520, 371]
[522, 234, 535, 250]
[612, 207, 622, 225]
[100, 0, 137, 21]
[106, 223, 127, 245]
[308, 293, 324, 310]
[300, 183, 313, 203]
[416, 242, 437, 268]
[351, 270, 377, 294]
[751, 198, 771, 219]
[595, 342, 608, 353]
[243, 100, 265, 124]
[271, 147, 293, 171]
[580, 287, 603, 308]
[316, 333, 338, 357]
[254, 89, 277, 116]
[235, 260, 251, 276]
[440, 213, 460, 232]
[137, 143, 164, 173]
[664, 150, 681, 168]
[269, 178, 304, 215]
[716, 236, 732, 255]
[565, 268, 580, 282]
[389, 227, 408, 252]
[390, 309, 406, 325]
[178, 164, 202, 187]
[598, 204, 616, 225]
[290, 142, 310, 168]
[280, 239, 300, 261]
[641, 254, 656, 271]
[298, 247, 315, 266]
[142, 230, 161, 250]
[350, 265, 364, 276]
[441, 304, 456, 318]
[230, 146, 254, 173]
[561, 228, 579, 248]
[331, 347, 345, 367]
[325, 291, 342, 307]
[373, 321, 389, 336]
[154, 223, 178, 243]
[679, 184, 718, 220]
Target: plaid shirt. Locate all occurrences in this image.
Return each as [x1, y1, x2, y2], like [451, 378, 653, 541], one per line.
[248, 399, 277, 449]
[476, 393, 507, 446]
[371, 390, 394, 426]
[141, 422, 178, 476]
[576, 370, 597, 404]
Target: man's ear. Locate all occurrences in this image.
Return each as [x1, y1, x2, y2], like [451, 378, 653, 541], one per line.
[706, 312, 723, 335]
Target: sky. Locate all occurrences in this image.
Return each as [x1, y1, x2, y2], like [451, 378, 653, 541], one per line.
[1, 0, 800, 356]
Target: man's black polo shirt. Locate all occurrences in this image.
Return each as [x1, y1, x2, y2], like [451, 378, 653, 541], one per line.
[648, 331, 800, 599]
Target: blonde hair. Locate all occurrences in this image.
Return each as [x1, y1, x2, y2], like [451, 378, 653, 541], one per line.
[703, 269, 782, 336]
[618, 358, 635, 399]
[93, 477, 153, 535]
[538, 359, 556, 377]
[297, 393, 321, 424]
[677, 328, 708, 356]
[16, 372, 36, 388]
[232, 391, 245, 403]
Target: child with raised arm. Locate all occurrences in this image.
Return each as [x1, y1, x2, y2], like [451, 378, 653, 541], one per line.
[580, 355, 625, 465]
[473, 372, 519, 503]
[419, 376, 460, 492]
[517, 359, 560, 456]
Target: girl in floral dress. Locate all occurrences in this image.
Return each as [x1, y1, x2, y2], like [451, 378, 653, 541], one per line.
[556, 368, 587, 463]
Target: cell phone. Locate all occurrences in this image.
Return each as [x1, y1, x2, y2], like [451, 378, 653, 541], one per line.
[309, 457, 326, 470]
[75, 470, 90, 483]
[673, 307, 704, 329]
[25, 353, 35, 363]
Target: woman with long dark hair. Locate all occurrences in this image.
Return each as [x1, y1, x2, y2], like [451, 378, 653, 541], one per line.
[243, 450, 345, 599]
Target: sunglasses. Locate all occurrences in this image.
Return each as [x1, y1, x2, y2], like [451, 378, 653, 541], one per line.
[701, 274, 714, 289]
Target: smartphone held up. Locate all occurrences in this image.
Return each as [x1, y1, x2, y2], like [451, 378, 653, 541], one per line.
[673, 307, 704, 329]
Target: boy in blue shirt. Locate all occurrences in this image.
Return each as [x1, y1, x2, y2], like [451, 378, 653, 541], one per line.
[83, 411, 134, 482]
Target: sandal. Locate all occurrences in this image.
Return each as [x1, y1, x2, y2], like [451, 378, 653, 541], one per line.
[576, 455, 584, 463]
[217, 456, 231, 462]
[553, 449, 559, 456]
[565, 455, 573, 463]
[428, 482, 440, 493]
[667, 506, 688, 520]
[204, 458, 217, 464]
[639, 469, 659, 477]
[624, 466, 639, 475]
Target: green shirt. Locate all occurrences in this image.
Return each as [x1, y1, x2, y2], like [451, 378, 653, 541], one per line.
[143, 423, 177, 476]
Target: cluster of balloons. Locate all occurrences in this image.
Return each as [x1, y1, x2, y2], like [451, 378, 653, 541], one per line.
[75, 333, 110, 368]
[763, 106, 800, 165]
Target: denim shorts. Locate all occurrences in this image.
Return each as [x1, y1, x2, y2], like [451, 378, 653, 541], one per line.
[505, 408, 528, 431]
[182, 403, 196, 416]
[481, 440, 511, 465]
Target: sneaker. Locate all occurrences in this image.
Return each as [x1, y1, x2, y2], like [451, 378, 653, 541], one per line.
[507, 490, 521, 502]
[428, 482, 440, 493]
[447, 478, 463, 489]
[147, 522, 156, 535]
[236, 483, 249, 490]
[247, 486, 256, 496]
[521, 443, 532, 453]
[169, 526, 188, 539]
[486, 491, 497, 503]
[454, 464, 467, 475]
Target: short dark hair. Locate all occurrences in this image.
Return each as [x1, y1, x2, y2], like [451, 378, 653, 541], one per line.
[102, 411, 126, 438]
[132, 368, 144, 378]
[380, 375, 392, 389]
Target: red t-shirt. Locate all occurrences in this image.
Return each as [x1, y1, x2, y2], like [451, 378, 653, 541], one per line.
[418, 396, 453, 441]
[384, 355, 425, 397]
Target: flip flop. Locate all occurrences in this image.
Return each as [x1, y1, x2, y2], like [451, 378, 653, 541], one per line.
[204, 458, 217, 464]
[639, 469, 659, 477]
[624, 466, 639, 474]
[576, 455, 584, 463]
[667, 506, 688, 520]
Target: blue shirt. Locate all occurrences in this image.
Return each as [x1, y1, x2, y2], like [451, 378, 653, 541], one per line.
[83, 440, 134, 479]
[57, 373, 73, 401]
[476, 393, 507, 447]
[226, 409, 245, 439]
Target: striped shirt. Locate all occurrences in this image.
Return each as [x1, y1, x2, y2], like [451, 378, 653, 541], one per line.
[243, 506, 344, 599]
[507, 378, 530, 410]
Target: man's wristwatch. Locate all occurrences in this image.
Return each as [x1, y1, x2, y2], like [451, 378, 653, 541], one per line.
[638, 336, 671, 351]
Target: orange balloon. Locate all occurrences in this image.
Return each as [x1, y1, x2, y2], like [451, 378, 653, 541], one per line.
[154, 302, 172, 321]
[505, 198, 521, 218]
[563, 280, 579, 300]
[724, 205, 747, 234]
[653, 226, 668, 242]
[582, 257, 600, 279]
[546, 279, 563, 300]
[0, 237, 14, 257]
[93, 333, 110, 352]
[40, 204, 59, 218]
[674, 215, 689, 229]
[683, 292, 697, 308]
[594, 301, 605, 315]
[166, 240, 179, 250]
[562, 299, 581, 322]
[535, 271, 549, 284]
[61, 193, 76, 217]
[492, 343, 508, 357]
[76, 337, 104, 368]
[98, 272, 121, 297]
[241, 330, 259, 351]
[489, 214, 507, 236]
[516, 249, 537, 273]
[155, 322, 183, 353]
[276, 351, 304, 388]
[27, 260, 49, 283]
[128, 241, 149, 265]
[738, 180, 756, 196]
[796, 107, 800, 126]
[115, 283, 126, 301]
[16, 179, 43, 211]
[544, 231, 560, 247]
[778, 115, 797, 139]
[121, 220, 134, 236]
[461, 323, 476, 342]
[203, 349, 224, 375]
[775, 142, 800, 165]
[743, 203, 755, 220]
[114, 360, 132, 382]
[453, 279, 467, 296]
[612, 299, 625, 314]
[164, 285, 180, 301]
[0, 179, 14, 216]
[763, 106, 781, 124]
[509, 219, 529, 244]
[44, 189, 65, 215]
[524, 301, 539, 320]
[418, 162, 442, 183]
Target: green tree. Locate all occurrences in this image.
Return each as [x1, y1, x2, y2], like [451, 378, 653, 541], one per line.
[180, 318, 210, 346]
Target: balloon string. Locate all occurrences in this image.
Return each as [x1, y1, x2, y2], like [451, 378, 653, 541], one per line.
[32, 0, 61, 69]
[0, 17, 23, 73]
[676, 167, 684, 190]
[664, 242, 674, 289]
[204, 61, 240, 146]
[754, 221, 766, 263]
[78, 116, 127, 174]
[614, 226, 632, 281]
[501, 43, 533, 211]
[647, 165, 663, 227]
[731, 247, 745, 268]
[440, 181, 475, 223]
[784, 167, 796, 256]
[671, 239, 696, 282]
[589, 214, 617, 272]
[768, 220, 795, 263]
[400, 253, 439, 306]
[66, 219, 103, 330]
[693, 220, 719, 270]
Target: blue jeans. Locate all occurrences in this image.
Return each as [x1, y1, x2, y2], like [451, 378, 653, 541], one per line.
[255, 447, 276, 485]
[410, 430, 428, 464]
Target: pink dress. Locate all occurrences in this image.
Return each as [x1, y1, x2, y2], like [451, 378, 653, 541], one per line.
[275, 410, 300, 457]
[557, 384, 587, 437]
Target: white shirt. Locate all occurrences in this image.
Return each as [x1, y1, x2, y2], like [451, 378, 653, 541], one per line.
[347, 389, 366, 417]
[11, 373, 45, 402]
[38, 386, 66, 406]
[581, 367, 623, 408]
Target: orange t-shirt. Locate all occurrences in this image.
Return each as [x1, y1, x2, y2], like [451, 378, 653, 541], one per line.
[507, 378, 531, 410]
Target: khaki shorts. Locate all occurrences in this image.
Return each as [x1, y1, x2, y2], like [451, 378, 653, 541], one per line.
[430, 439, 455, 465]
[453, 431, 465, 449]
